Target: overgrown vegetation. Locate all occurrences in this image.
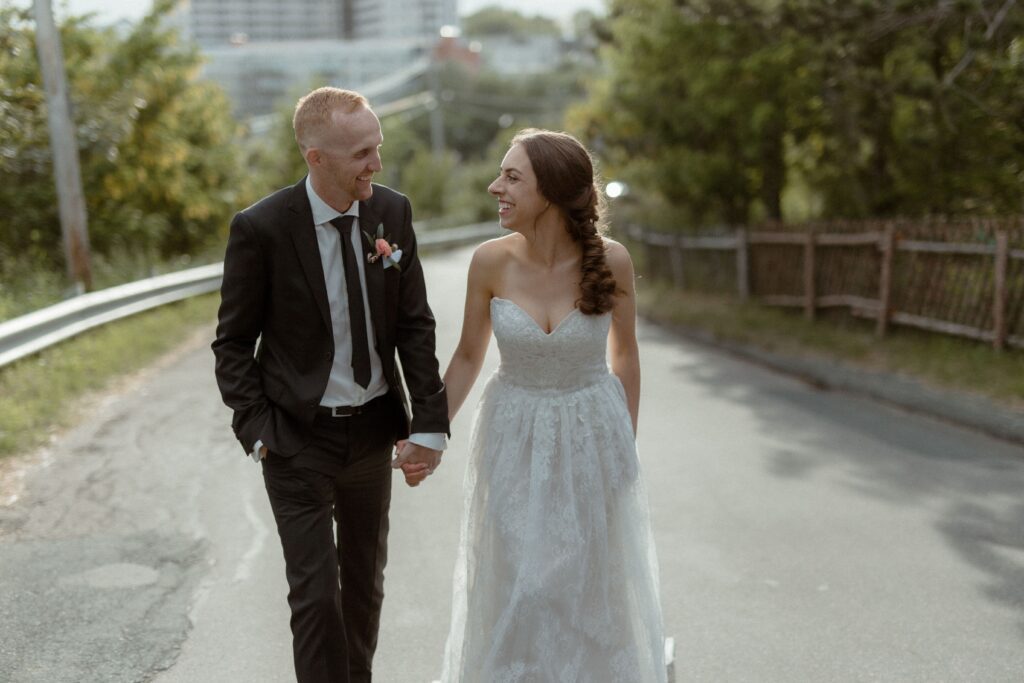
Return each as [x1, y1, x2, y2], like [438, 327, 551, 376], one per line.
[637, 282, 1024, 410]
[461, 6, 563, 38]
[0, 1, 260, 283]
[572, 0, 1024, 229]
[584, 0, 1024, 394]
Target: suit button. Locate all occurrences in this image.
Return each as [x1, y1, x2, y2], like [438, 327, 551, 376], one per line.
[325, 351, 333, 361]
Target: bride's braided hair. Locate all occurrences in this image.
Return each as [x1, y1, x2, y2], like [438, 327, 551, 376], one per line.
[511, 129, 618, 315]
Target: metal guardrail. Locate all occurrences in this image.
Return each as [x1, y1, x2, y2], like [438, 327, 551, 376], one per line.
[0, 222, 502, 369]
[0, 263, 224, 369]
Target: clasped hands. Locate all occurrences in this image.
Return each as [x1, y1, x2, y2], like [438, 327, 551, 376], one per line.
[391, 440, 442, 487]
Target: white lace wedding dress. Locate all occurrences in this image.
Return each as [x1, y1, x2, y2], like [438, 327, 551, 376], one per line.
[439, 297, 667, 683]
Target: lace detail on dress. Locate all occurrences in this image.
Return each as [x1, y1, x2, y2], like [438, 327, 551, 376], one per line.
[492, 297, 610, 390]
[439, 298, 666, 683]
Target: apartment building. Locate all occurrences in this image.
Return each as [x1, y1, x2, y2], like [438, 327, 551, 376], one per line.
[180, 0, 457, 46]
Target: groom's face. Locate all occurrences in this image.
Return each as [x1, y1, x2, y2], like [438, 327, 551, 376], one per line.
[311, 106, 383, 210]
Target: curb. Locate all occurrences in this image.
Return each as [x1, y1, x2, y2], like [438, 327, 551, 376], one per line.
[650, 319, 1024, 447]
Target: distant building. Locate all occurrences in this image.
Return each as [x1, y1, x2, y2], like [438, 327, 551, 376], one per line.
[200, 39, 430, 117]
[169, 0, 460, 117]
[176, 0, 456, 47]
[347, 0, 457, 40]
[193, 0, 342, 45]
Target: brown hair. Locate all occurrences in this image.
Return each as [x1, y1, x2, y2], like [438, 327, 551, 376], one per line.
[293, 87, 369, 152]
[511, 128, 617, 315]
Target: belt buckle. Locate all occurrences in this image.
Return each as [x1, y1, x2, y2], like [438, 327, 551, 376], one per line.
[331, 405, 359, 417]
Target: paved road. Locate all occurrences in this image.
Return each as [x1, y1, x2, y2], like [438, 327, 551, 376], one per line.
[2, 245, 1023, 682]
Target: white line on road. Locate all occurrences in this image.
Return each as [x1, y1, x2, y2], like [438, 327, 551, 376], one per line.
[233, 484, 269, 584]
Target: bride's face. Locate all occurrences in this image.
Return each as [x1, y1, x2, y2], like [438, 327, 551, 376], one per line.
[487, 144, 548, 231]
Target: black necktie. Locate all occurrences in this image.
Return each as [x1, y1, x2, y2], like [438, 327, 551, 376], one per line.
[330, 215, 371, 388]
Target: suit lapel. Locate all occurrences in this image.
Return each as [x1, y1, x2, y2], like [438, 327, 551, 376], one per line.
[287, 179, 332, 333]
[358, 198, 388, 351]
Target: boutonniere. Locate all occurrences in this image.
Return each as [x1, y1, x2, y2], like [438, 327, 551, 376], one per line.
[362, 223, 402, 271]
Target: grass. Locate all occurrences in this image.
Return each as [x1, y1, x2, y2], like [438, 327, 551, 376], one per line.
[0, 293, 220, 460]
[637, 281, 1024, 411]
[0, 246, 225, 322]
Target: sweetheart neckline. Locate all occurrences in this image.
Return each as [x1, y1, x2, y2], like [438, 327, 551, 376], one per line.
[491, 297, 582, 337]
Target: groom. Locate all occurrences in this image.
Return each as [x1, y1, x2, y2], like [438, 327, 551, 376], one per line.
[212, 87, 449, 683]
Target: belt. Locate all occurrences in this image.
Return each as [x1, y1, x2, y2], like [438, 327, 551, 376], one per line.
[316, 394, 389, 418]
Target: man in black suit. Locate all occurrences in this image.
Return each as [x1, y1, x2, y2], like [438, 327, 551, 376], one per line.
[212, 87, 448, 683]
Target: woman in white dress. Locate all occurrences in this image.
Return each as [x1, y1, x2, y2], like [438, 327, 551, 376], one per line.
[405, 129, 666, 682]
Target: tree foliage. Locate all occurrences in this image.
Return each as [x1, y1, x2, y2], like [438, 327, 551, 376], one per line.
[0, 1, 254, 273]
[388, 61, 591, 224]
[256, 57, 591, 227]
[462, 7, 562, 38]
[571, 0, 1024, 228]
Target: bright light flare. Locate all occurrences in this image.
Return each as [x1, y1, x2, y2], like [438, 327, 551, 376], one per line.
[606, 181, 627, 199]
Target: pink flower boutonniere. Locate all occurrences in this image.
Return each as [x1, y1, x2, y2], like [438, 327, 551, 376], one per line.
[362, 223, 402, 271]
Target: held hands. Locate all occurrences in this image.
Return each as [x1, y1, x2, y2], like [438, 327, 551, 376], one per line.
[392, 439, 442, 487]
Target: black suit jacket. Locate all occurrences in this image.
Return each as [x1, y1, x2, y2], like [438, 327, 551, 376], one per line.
[212, 178, 449, 456]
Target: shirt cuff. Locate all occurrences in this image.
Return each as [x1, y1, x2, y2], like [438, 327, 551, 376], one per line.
[407, 432, 447, 452]
[250, 439, 266, 463]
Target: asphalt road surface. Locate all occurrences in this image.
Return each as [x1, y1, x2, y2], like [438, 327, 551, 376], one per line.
[2, 244, 1023, 682]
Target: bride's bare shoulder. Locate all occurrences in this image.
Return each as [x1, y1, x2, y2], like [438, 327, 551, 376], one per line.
[600, 238, 635, 296]
[466, 235, 519, 295]
[603, 237, 633, 269]
[472, 233, 521, 267]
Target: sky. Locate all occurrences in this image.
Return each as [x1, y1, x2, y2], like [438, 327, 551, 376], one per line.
[45, 0, 606, 24]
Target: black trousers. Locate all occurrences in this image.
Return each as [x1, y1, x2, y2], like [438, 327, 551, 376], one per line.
[262, 396, 400, 683]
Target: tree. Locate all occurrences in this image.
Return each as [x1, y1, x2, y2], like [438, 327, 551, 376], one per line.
[781, 0, 1024, 217]
[571, 0, 1024, 229]
[0, 1, 255, 274]
[570, 0, 814, 225]
[462, 7, 562, 39]
[398, 61, 592, 164]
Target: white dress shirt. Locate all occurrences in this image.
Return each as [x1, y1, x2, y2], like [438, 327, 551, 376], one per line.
[251, 180, 445, 460]
[308, 177, 390, 406]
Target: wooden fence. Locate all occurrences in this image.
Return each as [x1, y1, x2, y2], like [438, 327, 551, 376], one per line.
[624, 218, 1024, 350]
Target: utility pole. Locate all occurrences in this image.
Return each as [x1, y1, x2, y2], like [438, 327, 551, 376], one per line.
[32, 0, 92, 292]
[427, 64, 446, 159]
[427, 32, 446, 160]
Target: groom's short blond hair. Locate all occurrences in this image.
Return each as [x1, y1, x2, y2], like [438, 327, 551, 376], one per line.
[293, 87, 370, 152]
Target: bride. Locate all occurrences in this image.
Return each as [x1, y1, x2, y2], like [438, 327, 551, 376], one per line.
[404, 129, 666, 682]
